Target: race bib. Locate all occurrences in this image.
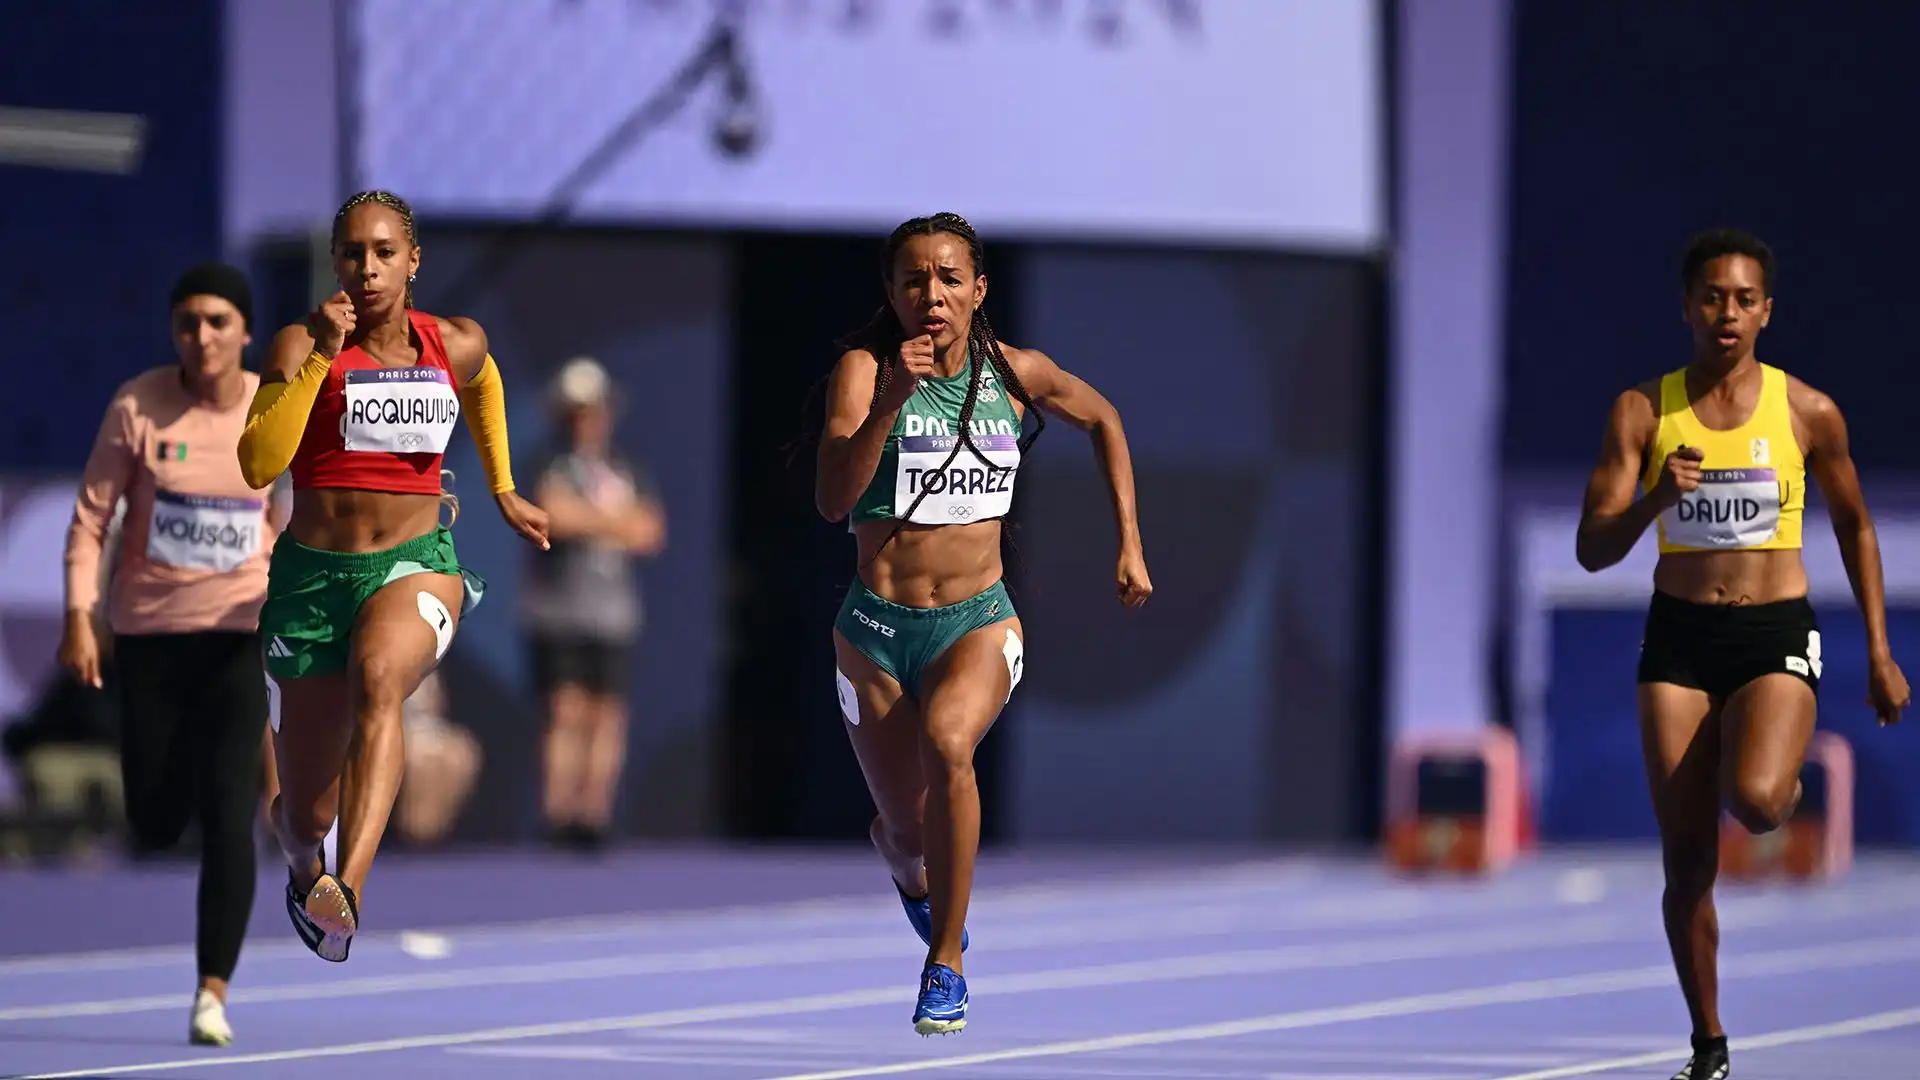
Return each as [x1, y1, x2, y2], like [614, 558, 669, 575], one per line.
[341, 367, 460, 454]
[894, 433, 1019, 524]
[1662, 467, 1782, 547]
[146, 490, 265, 572]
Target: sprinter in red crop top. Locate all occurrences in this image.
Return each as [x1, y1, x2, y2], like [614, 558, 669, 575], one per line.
[236, 189, 549, 963]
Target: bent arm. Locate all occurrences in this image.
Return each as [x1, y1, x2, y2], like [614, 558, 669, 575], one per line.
[441, 318, 517, 495]
[1804, 391, 1892, 661]
[1004, 346, 1142, 553]
[535, 474, 606, 541]
[621, 498, 666, 554]
[236, 325, 331, 489]
[815, 350, 899, 522]
[1575, 388, 1662, 572]
[546, 484, 666, 553]
[65, 395, 138, 617]
[618, 468, 667, 555]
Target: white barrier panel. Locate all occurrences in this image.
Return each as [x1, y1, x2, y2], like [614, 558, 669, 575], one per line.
[0, 481, 81, 720]
[1386, 0, 1510, 737]
[347, 0, 1384, 250]
[0, 480, 85, 810]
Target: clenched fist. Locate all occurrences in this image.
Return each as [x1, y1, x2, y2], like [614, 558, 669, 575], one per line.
[875, 334, 938, 412]
[1649, 445, 1704, 510]
[306, 291, 357, 358]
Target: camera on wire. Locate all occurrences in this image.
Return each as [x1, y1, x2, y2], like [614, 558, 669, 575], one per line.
[712, 100, 759, 158]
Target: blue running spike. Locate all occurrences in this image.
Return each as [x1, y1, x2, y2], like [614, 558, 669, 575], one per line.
[912, 962, 968, 1035]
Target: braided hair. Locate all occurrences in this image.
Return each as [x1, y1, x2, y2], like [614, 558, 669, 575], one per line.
[331, 190, 419, 308]
[332, 189, 454, 520]
[836, 212, 1046, 562]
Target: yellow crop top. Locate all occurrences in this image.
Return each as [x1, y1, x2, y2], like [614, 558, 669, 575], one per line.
[1643, 362, 1804, 553]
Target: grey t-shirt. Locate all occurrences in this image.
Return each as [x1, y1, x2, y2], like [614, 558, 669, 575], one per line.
[520, 449, 655, 641]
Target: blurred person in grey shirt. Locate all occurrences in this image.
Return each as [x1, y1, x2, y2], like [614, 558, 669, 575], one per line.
[521, 358, 665, 850]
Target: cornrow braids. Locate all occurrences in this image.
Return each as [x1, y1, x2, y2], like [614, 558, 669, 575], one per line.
[838, 212, 1048, 566]
[332, 189, 420, 308]
[334, 188, 451, 517]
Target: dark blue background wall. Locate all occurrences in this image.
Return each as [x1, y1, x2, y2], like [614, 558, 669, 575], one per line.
[0, 1, 224, 471]
[1504, 1, 1919, 472]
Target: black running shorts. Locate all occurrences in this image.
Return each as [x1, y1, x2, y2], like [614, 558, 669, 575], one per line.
[528, 634, 630, 697]
[1636, 590, 1821, 698]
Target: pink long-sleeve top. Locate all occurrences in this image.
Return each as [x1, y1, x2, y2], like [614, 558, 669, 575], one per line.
[65, 367, 280, 635]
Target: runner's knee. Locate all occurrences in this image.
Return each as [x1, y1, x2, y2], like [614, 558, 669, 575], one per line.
[125, 798, 192, 855]
[350, 648, 412, 725]
[920, 724, 976, 784]
[1727, 772, 1796, 834]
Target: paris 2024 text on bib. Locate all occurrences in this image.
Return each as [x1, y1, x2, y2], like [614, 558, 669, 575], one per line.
[894, 432, 1019, 525]
[340, 367, 460, 455]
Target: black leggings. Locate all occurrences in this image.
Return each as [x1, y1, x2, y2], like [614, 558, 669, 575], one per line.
[115, 630, 268, 982]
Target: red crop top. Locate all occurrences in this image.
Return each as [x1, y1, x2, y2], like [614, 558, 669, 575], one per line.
[288, 310, 463, 495]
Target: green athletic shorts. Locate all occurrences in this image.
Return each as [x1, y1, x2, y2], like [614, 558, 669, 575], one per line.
[260, 526, 485, 681]
[833, 577, 1017, 700]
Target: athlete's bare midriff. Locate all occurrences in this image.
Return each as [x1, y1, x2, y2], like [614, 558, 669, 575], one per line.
[1653, 547, 1810, 606]
[855, 518, 1005, 609]
[289, 488, 442, 554]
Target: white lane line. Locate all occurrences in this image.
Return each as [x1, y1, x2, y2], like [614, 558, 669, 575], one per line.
[18, 929, 1920, 1079]
[0, 908, 1628, 1022]
[0, 859, 1443, 977]
[3, 876, 1904, 1014]
[0, 891, 883, 977]
[0, 899, 1377, 1022]
[6, 853, 1857, 979]
[1481, 1005, 1920, 1079]
[8, 876, 1913, 1023]
[0, 852, 1820, 978]
[749, 937, 1920, 1080]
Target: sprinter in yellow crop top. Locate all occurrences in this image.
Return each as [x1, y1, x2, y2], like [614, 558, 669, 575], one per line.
[1574, 228, 1909, 1080]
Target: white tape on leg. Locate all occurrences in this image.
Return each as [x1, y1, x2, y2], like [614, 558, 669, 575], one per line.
[836, 667, 860, 726]
[1002, 626, 1025, 703]
[266, 674, 282, 734]
[416, 591, 454, 661]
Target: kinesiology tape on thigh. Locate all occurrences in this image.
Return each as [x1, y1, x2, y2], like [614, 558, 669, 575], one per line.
[416, 590, 455, 660]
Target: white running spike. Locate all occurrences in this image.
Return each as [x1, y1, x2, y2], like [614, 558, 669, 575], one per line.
[189, 989, 232, 1047]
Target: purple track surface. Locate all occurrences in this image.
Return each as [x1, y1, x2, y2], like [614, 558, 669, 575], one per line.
[4, 846, 1919, 1079]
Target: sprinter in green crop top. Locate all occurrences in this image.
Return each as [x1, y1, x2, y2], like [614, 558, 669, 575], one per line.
[816, 212, 1153, 1035]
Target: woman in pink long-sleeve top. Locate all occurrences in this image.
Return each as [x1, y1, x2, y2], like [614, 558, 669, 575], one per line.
[59, 263, 284, 1049]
